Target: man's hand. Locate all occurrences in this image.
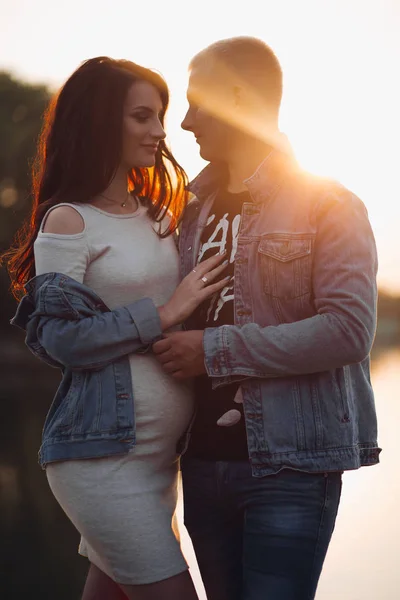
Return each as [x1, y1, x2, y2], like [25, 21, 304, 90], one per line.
[152, 330, 206, 379]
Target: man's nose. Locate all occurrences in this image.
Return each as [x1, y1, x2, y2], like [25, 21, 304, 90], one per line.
[181, 108, 193, 131]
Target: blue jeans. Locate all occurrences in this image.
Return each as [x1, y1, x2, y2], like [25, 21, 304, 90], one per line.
[181, 458, 342, 600]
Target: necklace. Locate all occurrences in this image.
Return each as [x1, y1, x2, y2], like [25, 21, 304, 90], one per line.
[98, 191, 130, 208]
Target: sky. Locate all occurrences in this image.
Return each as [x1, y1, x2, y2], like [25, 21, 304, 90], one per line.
[1, 0, 399, 292]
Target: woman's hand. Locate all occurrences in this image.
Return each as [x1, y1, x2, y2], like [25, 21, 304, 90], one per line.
[158, 252, 229, 330]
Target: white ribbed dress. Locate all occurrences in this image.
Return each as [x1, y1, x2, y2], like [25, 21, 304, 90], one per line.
[34, 200, 194, 585]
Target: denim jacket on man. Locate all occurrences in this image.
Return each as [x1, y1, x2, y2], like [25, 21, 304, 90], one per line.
[179, 149, 381, 476]
[11, 272, 164, 467]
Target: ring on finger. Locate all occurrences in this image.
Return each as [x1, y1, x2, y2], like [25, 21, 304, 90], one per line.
[201, 275, 208, 284]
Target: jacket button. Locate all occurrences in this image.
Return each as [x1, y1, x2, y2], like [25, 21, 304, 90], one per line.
[188, 246, 192, 251]
[280, 242, 290, 255]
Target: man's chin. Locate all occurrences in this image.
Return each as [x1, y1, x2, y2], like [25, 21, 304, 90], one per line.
[198, 145, 219, 163]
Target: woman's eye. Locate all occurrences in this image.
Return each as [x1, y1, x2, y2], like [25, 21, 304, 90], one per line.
[133, 115, 149, 123]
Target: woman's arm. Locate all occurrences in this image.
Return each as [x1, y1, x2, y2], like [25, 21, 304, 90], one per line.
[30, 292, 162, 370]
[29, 205, 228, 370]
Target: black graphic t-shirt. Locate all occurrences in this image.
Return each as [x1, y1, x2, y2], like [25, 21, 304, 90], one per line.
[186, 188, 250, 461]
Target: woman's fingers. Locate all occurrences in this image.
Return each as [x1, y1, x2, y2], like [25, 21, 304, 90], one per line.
[193, 251, 227, 277]
[203, 259, 229, 283]
[200, 276, 231, 299]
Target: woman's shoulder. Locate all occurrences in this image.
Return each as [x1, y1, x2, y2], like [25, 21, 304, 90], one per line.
[34, 203, 90, 282]
[41, 203, 85, 235]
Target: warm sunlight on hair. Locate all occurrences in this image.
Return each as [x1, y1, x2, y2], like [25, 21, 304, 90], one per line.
[188, 37, 285, 150]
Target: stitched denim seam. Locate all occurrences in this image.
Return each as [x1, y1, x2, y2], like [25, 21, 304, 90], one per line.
[309, 474, 330, 598]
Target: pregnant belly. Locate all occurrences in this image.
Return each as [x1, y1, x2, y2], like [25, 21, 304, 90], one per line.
[128, 354, 194, 460]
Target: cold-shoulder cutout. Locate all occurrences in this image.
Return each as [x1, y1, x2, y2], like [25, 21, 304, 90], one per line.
[41, 204, 85, 235]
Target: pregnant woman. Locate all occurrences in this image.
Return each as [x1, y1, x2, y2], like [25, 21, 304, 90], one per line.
[3, 57, 228, 600]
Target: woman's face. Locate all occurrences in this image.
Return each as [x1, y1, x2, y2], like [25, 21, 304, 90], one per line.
[121, 80, 166, 169]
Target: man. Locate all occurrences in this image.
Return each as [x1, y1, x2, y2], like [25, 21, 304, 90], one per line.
[153, 37, 380, 600]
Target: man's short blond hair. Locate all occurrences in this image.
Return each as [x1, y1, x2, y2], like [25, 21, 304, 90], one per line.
[189, 36, 283, 114]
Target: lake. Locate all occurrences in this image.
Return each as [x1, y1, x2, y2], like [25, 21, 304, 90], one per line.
[0, 343, 399, 599]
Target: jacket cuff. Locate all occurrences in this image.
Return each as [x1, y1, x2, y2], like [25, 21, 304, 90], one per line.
[203, 326, 230, 376]
[126, 298, 163, 345]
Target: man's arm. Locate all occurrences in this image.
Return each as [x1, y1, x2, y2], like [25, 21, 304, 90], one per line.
[204, 189, 378, 380]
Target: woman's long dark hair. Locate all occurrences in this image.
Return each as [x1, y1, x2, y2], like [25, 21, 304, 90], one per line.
[2, 57, 188, 299]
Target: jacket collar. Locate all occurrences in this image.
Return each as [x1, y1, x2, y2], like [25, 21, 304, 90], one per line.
[187, 162, 224, 203]
[187, 139, 298, 205]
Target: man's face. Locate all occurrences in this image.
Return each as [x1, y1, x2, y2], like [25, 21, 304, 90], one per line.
[181, 65, 236, 163]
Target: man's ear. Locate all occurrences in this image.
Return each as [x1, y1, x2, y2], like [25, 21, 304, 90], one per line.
[233, 85, 242, 107]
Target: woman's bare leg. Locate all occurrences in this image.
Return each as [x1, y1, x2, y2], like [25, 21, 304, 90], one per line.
[121, 570, 198, 600]
[81, 563, 198, 600]
[81, 564, 128, 600]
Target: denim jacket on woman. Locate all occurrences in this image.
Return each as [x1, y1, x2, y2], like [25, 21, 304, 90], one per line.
[11, 272, 164, 467]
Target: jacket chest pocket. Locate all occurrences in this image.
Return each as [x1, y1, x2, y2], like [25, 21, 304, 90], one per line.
[258, 236, 313, 299]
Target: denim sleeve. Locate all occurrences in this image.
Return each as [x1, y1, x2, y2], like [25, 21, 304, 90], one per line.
[31, 289, 162, 370]
[203, 191, 378, 382]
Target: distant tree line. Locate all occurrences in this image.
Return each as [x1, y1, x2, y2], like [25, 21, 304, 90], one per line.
[0, 72, 51, 249]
